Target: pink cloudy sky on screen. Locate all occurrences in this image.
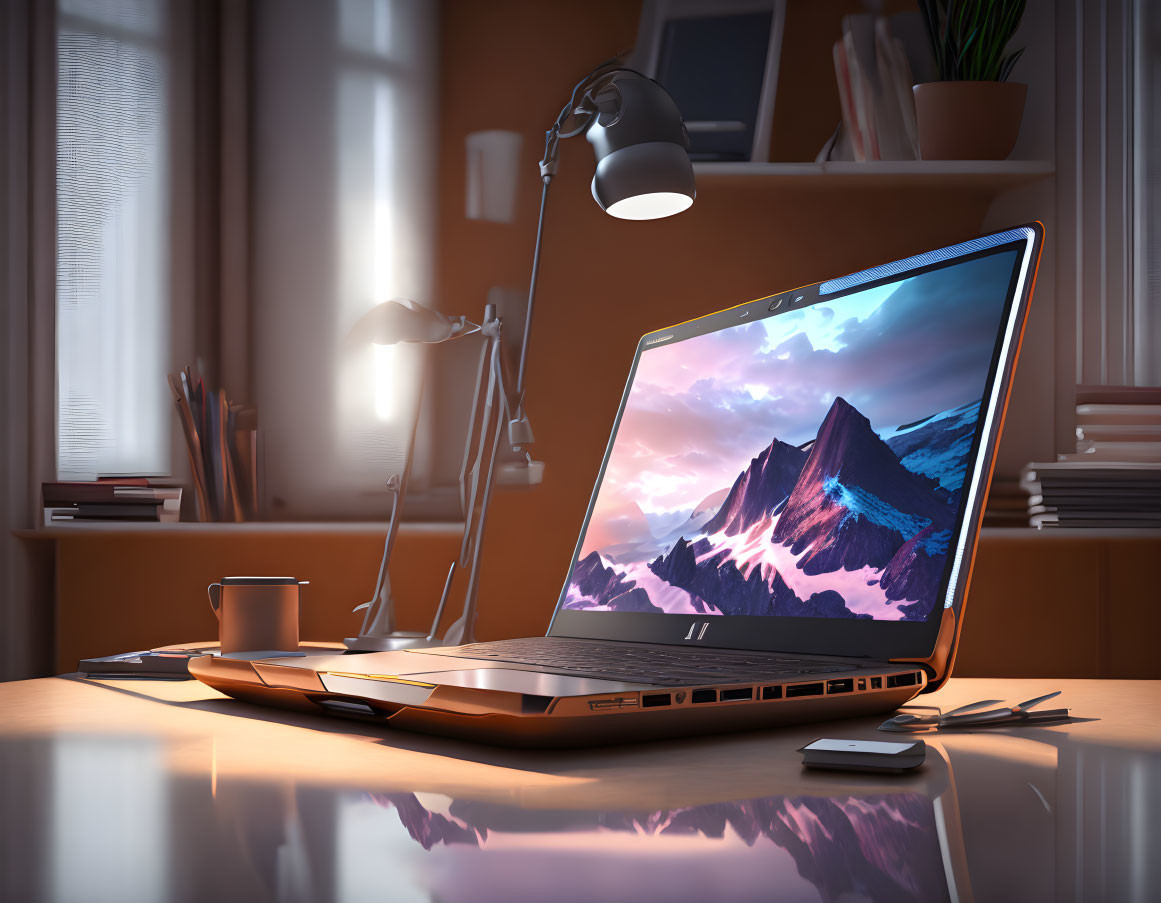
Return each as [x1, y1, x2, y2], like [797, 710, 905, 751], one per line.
[585, 251, 1019, 526]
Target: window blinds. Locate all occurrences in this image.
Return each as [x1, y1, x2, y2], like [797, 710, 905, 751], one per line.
[56, 0, 172, 478]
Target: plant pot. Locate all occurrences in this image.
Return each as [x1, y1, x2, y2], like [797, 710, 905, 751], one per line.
[912, 81, 1027, 160]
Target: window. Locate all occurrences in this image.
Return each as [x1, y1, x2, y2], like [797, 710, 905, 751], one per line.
[55, 0, 184, 479]
[251, 0, 438, 518]
[53, 0, 440, 516]
[1136, 0, 1161, 384]
[1057, 0, 1161, 406]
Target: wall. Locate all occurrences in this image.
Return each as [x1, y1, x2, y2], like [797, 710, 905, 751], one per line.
[41, 0, 1161, 681]
[47, 526, 462, 671]
[43, 528, 1161, 679]
[431, 0, 996, 646]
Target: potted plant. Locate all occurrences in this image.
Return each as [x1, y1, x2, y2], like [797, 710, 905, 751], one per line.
[913, 0, 1027, 160]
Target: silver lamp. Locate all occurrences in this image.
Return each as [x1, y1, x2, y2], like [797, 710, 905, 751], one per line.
[344, 61, 694, 653]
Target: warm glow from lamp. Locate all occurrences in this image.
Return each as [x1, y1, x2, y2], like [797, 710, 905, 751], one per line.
[605, 191, 694, 220]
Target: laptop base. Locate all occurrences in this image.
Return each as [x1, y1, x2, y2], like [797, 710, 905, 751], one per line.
[189, 651, 927, 747]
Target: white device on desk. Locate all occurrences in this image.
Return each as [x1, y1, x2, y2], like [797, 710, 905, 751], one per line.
[800, 738, 927, 773]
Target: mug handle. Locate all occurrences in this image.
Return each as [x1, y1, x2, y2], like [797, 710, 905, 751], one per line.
[207, 583, 222, 619]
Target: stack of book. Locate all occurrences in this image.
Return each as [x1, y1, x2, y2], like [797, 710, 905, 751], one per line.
[1020, 386, 1161, 528]
[43, 479, 181, 525]
[168, 368, 259, 522]
[826, 13, 935, 162]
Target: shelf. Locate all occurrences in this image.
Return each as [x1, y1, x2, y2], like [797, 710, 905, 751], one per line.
[980, 526, 1161, 540]
[16, 521, 464, 539]
[18, 522, 1159, 542]
[693, 159, 1054, 189]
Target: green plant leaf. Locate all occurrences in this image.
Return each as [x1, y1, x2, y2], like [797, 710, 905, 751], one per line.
[917, 0, 1025, 82]
[999, 47, 1025, 82]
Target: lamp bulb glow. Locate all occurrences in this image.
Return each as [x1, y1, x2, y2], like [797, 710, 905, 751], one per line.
[605, 191, 694, 221]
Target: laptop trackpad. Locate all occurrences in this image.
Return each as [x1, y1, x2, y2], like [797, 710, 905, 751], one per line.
[404, 669, 655, 697]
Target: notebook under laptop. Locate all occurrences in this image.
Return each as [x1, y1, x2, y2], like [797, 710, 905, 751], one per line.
[191, 224, 1043, 746]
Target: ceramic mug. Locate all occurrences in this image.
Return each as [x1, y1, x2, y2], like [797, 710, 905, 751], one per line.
[207, 576, 308, 654]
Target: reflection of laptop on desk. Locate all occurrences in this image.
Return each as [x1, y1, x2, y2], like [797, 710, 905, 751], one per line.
[192, 224, 1042, 747]
[339, 744, 972, 903]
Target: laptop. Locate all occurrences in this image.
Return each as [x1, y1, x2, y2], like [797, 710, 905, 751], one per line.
[191, 224, 1043, 747]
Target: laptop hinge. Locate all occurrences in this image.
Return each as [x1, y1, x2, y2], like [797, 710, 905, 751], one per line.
[889, 607, 956, 692]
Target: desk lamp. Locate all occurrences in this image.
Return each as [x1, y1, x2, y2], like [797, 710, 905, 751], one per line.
[344, 61, 695, 653]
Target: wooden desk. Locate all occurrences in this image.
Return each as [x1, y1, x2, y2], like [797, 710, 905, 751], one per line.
[1, 676, 1158, 902]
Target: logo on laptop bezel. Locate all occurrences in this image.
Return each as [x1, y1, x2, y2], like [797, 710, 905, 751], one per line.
[683, 622, 710, 641]
[645, 334, 675, 346]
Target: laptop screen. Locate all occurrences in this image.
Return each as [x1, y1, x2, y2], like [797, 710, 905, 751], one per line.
[554, 232, 1033, 631]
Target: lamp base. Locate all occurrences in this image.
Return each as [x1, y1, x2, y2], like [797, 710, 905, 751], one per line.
[342, 631, 439, 653]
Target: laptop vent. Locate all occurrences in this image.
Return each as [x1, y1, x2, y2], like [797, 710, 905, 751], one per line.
[786, 682, 825, 698]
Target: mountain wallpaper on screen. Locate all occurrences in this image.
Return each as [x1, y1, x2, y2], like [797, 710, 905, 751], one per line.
[562, 250, 1018, 622]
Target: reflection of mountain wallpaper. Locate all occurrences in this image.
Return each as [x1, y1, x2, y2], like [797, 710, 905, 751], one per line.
[369, 791, 949, 903]
[564, 250, 1018, 621]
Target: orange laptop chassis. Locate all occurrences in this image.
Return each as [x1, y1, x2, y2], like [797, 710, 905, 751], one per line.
[191, 224, 1043, 747]
[190, 651, 931, 747]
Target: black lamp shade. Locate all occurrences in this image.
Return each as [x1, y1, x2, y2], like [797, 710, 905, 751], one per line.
[586, 74, 696, 220]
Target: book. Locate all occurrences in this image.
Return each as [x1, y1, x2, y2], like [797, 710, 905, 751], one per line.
[42, 481, 182, 525]
[827, 15, 923, 164]
[833, 40, 864, 161]
[78, 650, 204, 679]
[1073, 440, 1161, 461]
[169, 372, 211, 521]
[1021, 387, 1161, 526]
[1075, 385, 1161, 405]
[1076, 403, 1161, 425]
[1030, 514, 1161, 529]
[1075, 424, 1161, 441]
[1021, 460, 1161, 528]
[873, 17, 918, 159]
[43, 481, 179, 504]
[232, 405, 260, 517]
[168, 368, 260, 522]
[843, 24, 879, 161]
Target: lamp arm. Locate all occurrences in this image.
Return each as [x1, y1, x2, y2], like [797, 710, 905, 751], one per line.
[513, 177, 549, 403]
[459, 322, 502, 565]
[536, 61, 650, 172]
[354, 485, 399, 635]
[351, 352, 426, 639]
[457, 337, 490, 517]
[517, 59, 650, 406]
[443, 332, 506, 645]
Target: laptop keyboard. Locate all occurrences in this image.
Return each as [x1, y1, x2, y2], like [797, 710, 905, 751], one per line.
[425, 637, 862, 687]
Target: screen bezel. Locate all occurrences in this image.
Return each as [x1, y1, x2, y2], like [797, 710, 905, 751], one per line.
[547, 224, 1042, 662]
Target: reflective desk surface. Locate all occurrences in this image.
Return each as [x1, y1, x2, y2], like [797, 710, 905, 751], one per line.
[1, 675, 1158, 903]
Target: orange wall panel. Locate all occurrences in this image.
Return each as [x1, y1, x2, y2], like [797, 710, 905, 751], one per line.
[54, 530, 461, 672]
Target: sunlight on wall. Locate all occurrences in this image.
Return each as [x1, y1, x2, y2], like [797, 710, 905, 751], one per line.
[253, 0, 437, 514]
[373, 343, 400, 422]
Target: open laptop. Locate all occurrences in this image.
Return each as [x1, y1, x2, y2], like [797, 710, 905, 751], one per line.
[191, 224, 1043, 747]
